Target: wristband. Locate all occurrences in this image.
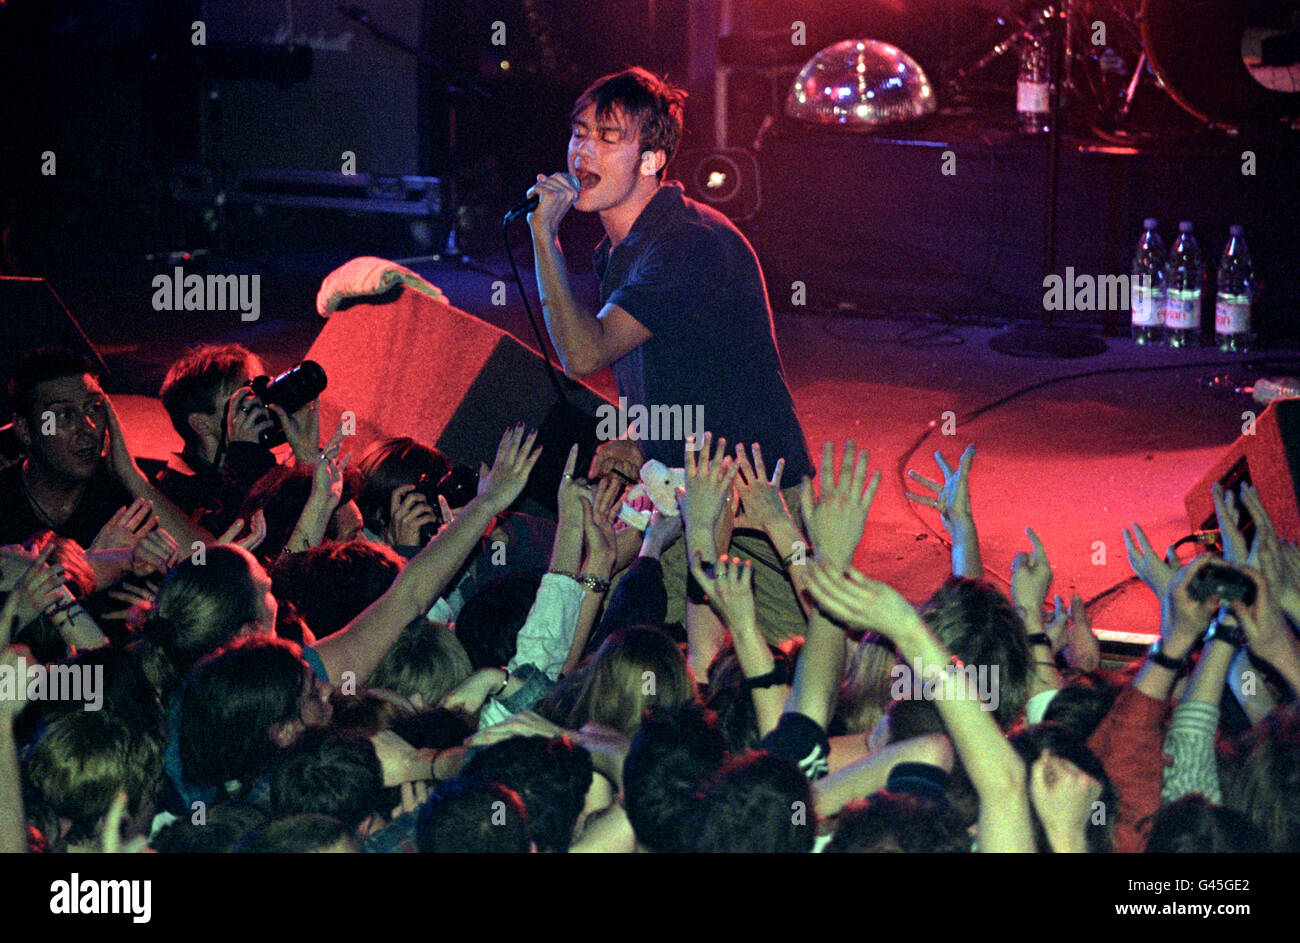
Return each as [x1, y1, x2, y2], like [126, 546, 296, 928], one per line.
[492, 668, 511, 699]
[576, 573, 611, 593]
[1148, 639, 1189, 672]
[1204, 618, 1246, 649]
[740, 662, 793, 691]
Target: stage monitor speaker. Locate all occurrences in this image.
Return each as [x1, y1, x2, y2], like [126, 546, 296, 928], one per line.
[678, 148, 761, 222]
[305, 286, 615, 515]
[1185, 398, 1300, 541]
[0, 277, 107, 420]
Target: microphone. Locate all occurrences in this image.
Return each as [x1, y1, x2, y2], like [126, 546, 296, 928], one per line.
[505, 174, 580, 222]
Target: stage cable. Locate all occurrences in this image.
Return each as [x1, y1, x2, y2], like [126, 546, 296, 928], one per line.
[895, 354, 1300, 607]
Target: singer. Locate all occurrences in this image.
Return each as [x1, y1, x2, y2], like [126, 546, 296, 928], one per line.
[524, 67, 813, 641]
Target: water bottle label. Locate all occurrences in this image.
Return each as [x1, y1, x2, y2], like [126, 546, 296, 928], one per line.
[1131, 287, 1164, 326]
[1164, 293, 1200, 330]
[1017, 81, 1049, 114]
[1215, 299, 1250, 335]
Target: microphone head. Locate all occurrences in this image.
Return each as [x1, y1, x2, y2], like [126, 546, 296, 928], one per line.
[564, 172, 580, 192]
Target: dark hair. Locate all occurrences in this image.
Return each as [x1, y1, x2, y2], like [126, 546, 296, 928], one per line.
[1009, 723, 1117, 853]
[1220, 703, 1300, 852]
[695, 751, 814, 853]
[8, 347, 97, 423]
[270, 729, 386, 831]
[271, 540, 403, 639]
[1145, 795, 1265, 853]
[390, 707, 476, 751]
[462, 735, 594, 852]
[571, 67, 687, 179]
[1040, 673, 1123, 741]
[24, 709, 165, 847]
[921, 577, 1032, 728]
[239, 464, 364, 561]
[454, 571, 544, 670]
[883, 697, 946, 744]
[178, 635, 309, 791]
[416, 778, 532, 854]
[705, 644, 796, 753]
[133, 545, 262, 706]
[825, 793, 971, 853]
[158, 344, 262, 452]
[152, 803, 267, 853]
[238, 814, 358, 853]
[356, 436, 452, 536]
[622, 703, 727, 853]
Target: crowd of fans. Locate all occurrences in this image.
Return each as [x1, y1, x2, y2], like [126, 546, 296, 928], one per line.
[1, 343, 1298, 853]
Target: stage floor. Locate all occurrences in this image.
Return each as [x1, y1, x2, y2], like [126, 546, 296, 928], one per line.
[75, 248, 1300, 653]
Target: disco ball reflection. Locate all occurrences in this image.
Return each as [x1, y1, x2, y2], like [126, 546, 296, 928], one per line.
[786, 39, 936, 131]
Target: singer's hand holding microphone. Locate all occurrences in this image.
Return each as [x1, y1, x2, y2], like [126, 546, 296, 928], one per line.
[505, 172, 581, 234]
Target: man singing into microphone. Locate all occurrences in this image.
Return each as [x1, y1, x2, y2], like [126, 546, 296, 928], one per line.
[526, 67, 813, 641]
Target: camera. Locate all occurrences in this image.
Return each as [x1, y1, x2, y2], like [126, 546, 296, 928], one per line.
[248, 361, 327, 448]
[414, 464, 481, 544]
[1187, 563, 1257, 606]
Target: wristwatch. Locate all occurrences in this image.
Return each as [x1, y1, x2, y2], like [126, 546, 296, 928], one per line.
[1204, 618, 1247, 649]
[1148, 639, 1189, 672]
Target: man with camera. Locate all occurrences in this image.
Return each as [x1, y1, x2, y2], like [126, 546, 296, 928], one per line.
[156, 344, 326, 535]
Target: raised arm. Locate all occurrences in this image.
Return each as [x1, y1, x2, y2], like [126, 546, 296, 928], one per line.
[526, 172, 651, 377]
[784, 441, 880, 730]
[312, 425, 541, 685]
[906, 444, 982, 579]
[734, 443, 812, 614]
[679, 433, 741, 681]
[805, 563, 1034, 852]
[102, 395, 216, 549]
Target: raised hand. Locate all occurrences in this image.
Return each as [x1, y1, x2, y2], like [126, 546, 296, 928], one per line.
[1228, 564, 1297, 671]
[689, 553, 757, 634]
[557, 444, 591, 525]
[100, 395, 143, 487]
[101, 579, 159, 623]
[479, 423, 543, 513]
[1010, 527, 1053, 624]
[679, 432, 740, 549]
[733, 443, 790, 533]
[805, 560, 922, 644]
[1211, 482, 1249, 565]
[906, 444, 976, 532]
[1029, 751, 1103, 853]
[1122, 522, 1180, 603]
[1160, 554, 1224, 657]
[89, 498, 158, 553]
[267, 397, 322, 465]
[582, 475, 621, 576]
[216, 509, 268, 551]
[798, 440, 881, 571]
[1063, 593, 1101, 672]
[226, 387, 275, 447]
[588, 438, 643, 484]
[386, 484, 439, 547]
[129, 527, 180, 577]
[3, 544, 65, 633]
[369, 730, 436, 786]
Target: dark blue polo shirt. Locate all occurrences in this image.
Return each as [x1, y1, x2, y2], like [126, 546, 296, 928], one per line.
[593, 182, 813, 481]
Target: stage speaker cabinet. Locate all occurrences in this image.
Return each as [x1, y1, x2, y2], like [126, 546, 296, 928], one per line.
[305, 284, 615, 515]
[678, 148, 761, 223]
[1184, 398, 1300, 541]
[0, 278, 106, 421]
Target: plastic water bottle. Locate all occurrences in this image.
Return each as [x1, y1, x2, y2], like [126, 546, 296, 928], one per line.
[1017, 12, 1052, 134]
[1163, 220, 1202, 347]
[1130, 218, 1166, 345]
[1215, 225, 1254, 352]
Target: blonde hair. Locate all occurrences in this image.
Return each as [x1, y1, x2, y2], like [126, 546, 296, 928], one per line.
[566, 627, 696, 737]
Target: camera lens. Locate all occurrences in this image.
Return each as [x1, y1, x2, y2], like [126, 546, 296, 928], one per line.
[251, 361, 327, 447]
